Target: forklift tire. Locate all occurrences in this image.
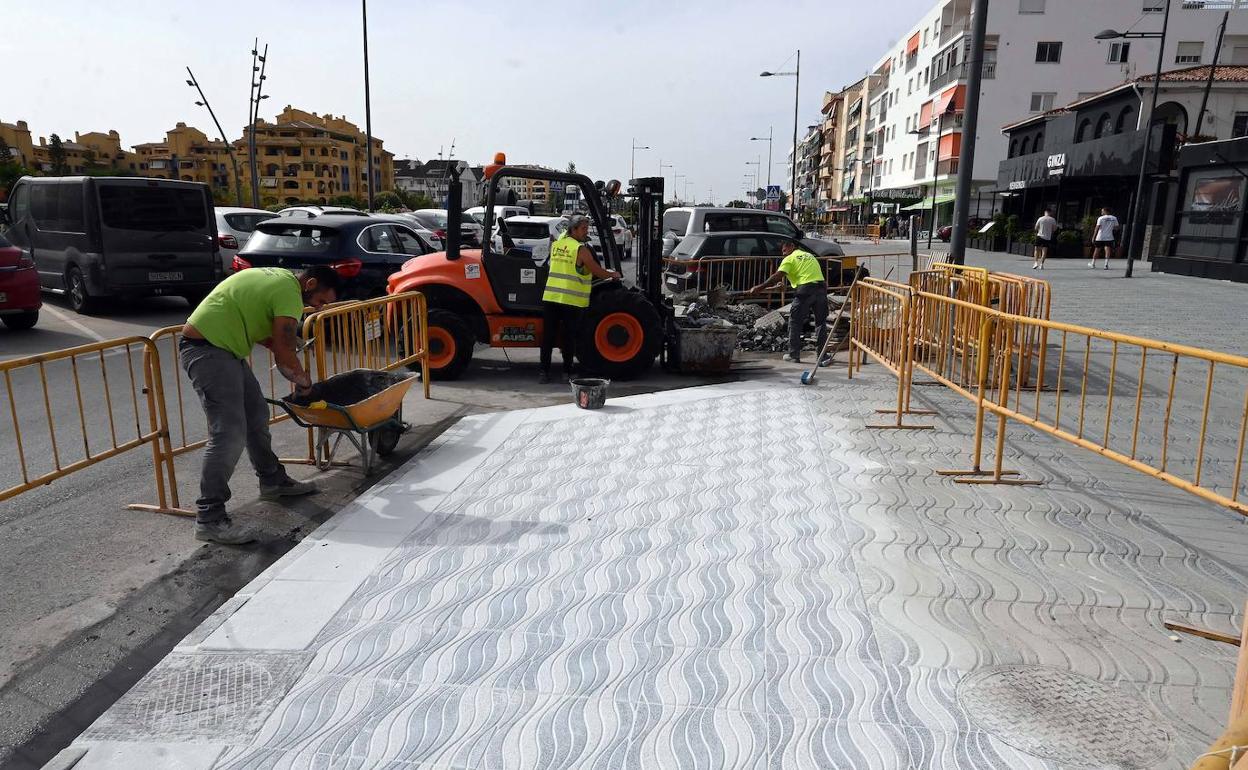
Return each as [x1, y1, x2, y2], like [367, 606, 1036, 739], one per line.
[420, 309, 475, 381]
[576, 290, 662, 379]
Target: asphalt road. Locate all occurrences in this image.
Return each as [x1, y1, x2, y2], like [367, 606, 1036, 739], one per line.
[0, 272, 753, 768]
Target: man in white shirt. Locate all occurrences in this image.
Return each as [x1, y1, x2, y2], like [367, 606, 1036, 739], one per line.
[1090, 207, 1120, 270]
[1033, 209, 1058, 270]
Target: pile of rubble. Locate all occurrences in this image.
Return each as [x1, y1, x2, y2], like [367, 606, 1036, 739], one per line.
[673, 292, 852, 354]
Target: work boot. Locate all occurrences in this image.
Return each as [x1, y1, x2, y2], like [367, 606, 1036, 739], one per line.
[259, 478, 318, 501]
[195, 517, 258, 545]
[538, 370, 551, 385]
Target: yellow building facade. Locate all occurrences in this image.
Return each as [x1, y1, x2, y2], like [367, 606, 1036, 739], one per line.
[5, 106, 395, 207]
[236, 106, 395, 205]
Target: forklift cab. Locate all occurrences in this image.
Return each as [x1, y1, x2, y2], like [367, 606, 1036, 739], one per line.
[479, 166, 624, 314]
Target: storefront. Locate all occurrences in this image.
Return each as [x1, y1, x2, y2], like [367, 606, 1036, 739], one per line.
[1155, 137, 1248, 283]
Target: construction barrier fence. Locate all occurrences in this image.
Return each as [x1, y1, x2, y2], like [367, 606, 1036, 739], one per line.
[0, 293, 430, 518]
[822, 224, 882, 243]
[855, 263, 1248, 517]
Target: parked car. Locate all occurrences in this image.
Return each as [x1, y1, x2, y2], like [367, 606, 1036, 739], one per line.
[215, 206, 277, 273]
[489, 215, 568, 266]
[937, 218, 987, 242]
[662, 231, 849, 295]
[276, 205, 369, 219]
[465, 205, 530, 228]
[408, 209, 483, 248]
[389, 214, 443, 250]
[1, 176, 220, 312]
[234, 215, 434, 299]
[661, 206, 846, 261]
[610, 215, 634, 258]
[0, 230, 40, 330]
[368, 216, 443, 253]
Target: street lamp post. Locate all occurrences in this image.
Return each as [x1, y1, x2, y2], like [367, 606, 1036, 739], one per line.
[659, 159, 673, 201]
[1095, 1, 1171, 278]
[745, 160, 760, 206]
[631, 138, 650, 180]
[750, 127, 774, 188]
[761, 49, 800, 219]
[674, 174, 686, 205]
[247, 40, 269, 208]
[186, 67, 244, 206]
[361, 0, 376, 211]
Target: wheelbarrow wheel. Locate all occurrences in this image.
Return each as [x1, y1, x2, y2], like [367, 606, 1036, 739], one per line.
[369, 423, 402, 456]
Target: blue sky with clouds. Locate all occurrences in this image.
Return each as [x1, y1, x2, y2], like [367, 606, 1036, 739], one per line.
[4, 0, 935, 203]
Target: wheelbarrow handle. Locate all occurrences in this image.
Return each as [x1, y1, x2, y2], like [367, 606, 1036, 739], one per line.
[263, 397, 368, 433]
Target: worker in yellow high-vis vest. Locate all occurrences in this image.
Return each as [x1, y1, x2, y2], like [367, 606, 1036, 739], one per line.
[749, 239, 830, 364]
[539, 214, 622, 384]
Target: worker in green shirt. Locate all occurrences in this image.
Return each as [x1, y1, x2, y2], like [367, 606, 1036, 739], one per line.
[180, 266, 340, 545]
[749, 239, 830, 364]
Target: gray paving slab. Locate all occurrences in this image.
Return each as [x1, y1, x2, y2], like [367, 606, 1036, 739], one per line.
[56, 359, 1248, 769]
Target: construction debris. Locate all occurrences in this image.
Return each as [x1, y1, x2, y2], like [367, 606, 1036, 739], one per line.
[673, 293, 852, 354]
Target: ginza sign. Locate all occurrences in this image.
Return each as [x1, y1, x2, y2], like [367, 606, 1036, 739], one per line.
[1047, 153, 1066, 177]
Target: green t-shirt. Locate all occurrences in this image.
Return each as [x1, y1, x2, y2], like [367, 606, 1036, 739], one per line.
[188, 268, 304, 359]
[778, 249, 824, 288]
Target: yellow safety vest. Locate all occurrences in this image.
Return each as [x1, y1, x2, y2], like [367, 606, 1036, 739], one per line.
[542, 235, 592, 307]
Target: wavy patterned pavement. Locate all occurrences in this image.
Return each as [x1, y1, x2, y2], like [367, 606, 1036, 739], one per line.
[63, 375, 1247, 769]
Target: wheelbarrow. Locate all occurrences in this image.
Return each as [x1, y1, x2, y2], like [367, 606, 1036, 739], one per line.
[266, 369, 416, 475]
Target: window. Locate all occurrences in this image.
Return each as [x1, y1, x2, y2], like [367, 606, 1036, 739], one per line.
[30, 184, 59, 231]
[1036, 42, 1062, 63]
[1176, 41, 1203, 64]
[58, 182, 84, 233]
[1009, 139, 1018, 158]
[1019, 0, 1045, 12]
[97, 185, 208, 232]
[249, 225, 337, 252]
[1234, 112, 1248, 138]
[1116, 106, 1136, 133]
[1029, 92, 1056, 112]
[1108, 42, 1130, 63]
[1034, 132, 1044, 152]
[1095, 113, 1114, 139]
[1076, 118, 1093, 143]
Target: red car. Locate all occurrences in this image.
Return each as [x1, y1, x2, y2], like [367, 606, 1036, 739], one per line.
[0, 230, 40, 330]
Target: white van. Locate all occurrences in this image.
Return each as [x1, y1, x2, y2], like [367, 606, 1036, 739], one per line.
[465, 205, 529, 228]
[491, 216, 568, 266]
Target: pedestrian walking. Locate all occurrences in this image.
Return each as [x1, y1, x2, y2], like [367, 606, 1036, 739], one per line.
[539, 214, 621, 384]
[180, 266, 340, 544]
[1090, 207, 1120, 270]
[1033, 208, 1058, 270]
[748, 240, 829, 364]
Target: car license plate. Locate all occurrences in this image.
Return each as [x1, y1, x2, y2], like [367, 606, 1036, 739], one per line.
[148, 271, 183, 282]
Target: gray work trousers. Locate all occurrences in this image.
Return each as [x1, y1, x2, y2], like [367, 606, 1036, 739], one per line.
[180, 339, 289, 524]
[789, 283, 829, 360]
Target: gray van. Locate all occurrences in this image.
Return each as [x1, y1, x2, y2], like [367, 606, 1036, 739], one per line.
[1, 176, 221, 312]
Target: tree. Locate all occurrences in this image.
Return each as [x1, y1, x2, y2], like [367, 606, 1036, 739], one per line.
[373, 190, 404, 211]
[566, 161, 577, 175]
[0, 135, 11, 164]
[48, 134, 69, 176]
[726, 200, 751, 208]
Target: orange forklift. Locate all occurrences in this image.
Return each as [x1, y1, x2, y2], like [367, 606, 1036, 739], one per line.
[387, 163, 671, 380]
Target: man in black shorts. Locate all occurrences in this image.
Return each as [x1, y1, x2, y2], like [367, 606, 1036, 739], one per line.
[1033, 209, 1057, 270]
[1090, 207, 1120, 270]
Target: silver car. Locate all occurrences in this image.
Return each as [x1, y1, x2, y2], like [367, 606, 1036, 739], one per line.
[215, 206, 277, 273]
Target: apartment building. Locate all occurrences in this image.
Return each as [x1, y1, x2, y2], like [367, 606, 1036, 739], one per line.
[236, 106, 395, 205]
[133, 123, 235, 194]
[395, 159, 485, 205]
[855, 0, 1248, 229]
[0, 120, 36, 168]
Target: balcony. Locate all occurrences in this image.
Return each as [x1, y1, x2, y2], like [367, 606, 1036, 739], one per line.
[939, 21, 969, 47]
[936, 158, 960, 176]
[930, 63, 967, 94]
[982, 60, 997, 79]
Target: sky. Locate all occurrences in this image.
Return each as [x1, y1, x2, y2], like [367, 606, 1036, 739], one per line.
[3, 0, 935, 204]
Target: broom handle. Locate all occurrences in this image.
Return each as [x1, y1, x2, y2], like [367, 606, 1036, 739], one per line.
[813, 266, 863, 369]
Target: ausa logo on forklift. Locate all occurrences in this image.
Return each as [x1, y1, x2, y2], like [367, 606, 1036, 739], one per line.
[497, 324, 538, 344]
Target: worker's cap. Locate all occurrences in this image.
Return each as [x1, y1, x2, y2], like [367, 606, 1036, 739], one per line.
[567, 214, 591, 230]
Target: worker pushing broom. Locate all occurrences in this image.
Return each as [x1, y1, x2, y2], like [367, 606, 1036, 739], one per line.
[748, 240, 859, 384]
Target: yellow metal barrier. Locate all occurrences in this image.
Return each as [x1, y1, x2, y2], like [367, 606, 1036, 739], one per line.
[891, 284, 1248, 513]
[847, 278, 933, 430]
[304, 291, 430, 393]
[825, 224, 882, 243]
[0, 337, 178, 511]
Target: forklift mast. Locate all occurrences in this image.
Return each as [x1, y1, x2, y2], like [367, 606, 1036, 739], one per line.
[478, 166, 623, 273]
[629, 176, 664, 303]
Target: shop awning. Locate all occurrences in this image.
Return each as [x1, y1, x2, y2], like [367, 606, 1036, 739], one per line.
[901, 194, 956, 211]
[906, 32, 921, 56]
[830, 204, 852, 212]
